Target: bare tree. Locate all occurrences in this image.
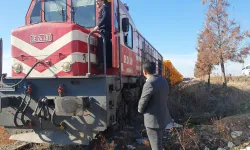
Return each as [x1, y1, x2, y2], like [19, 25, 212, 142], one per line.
[194, 28, 219, 86]
[201, 0, 250, 87]
[194, 47, 214, 86]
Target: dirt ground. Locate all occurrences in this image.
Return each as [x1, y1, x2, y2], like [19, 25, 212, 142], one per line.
[0, 126, 15, 147]
[196, 114, 250, 149]
[1, 114, 249, 150]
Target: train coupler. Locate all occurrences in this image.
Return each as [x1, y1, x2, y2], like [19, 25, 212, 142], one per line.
[32, 98, 51, 120]
[32, 98, 51, 130]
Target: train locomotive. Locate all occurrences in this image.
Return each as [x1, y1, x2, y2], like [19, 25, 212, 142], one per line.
[0, 0, 166, 145]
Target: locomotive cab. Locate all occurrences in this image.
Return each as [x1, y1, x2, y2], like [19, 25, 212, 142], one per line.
[29, 0, 99, 29]
[11, 0, 124, 77]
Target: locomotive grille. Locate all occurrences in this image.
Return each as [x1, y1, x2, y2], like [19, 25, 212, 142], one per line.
[60, 97, 78, 113]
[55, 96, 81, 115]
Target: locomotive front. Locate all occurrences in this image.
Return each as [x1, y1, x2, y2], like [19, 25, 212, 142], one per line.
[12, 0, 99, 77]
[0, 0, 122, 145]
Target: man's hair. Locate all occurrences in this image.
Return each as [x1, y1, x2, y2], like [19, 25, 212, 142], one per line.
[143, 61, 156, 74]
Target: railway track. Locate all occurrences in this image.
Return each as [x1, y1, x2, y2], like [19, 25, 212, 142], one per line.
[0, 141, 32, 150]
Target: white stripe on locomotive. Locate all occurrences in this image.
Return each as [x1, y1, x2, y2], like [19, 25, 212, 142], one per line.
[11, 30, 97, 60]
[12, 52, 97, 77]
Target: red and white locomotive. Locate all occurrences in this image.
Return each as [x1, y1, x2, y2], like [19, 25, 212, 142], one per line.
[0, 0, 163, 145]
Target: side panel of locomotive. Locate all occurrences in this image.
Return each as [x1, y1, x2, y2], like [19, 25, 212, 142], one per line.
[118, 1, 163, 76]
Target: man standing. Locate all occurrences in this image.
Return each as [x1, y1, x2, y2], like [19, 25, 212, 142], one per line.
[94, 0, 112, 69]
[138, 62, 172, 150]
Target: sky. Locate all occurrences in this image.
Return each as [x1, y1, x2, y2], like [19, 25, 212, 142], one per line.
[0, 0, 250, 77]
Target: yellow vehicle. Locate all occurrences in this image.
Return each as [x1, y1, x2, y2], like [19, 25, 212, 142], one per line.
[163, 60, 183, 86]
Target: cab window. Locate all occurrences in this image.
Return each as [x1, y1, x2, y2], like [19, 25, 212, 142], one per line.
[45, 0, 67, 22]
[30, 1, 42, 24]
[124, 24, 133, 48]
[114, 0, 119, 30]
[71, 0, 96, 28]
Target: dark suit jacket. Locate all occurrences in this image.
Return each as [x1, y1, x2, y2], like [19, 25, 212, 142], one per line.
[97, 4, 111, 32]
[138, 75, 172, 129]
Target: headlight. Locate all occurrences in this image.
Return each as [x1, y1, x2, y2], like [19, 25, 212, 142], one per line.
[12, 62, 23, 74]
[62, 62, 72, 72]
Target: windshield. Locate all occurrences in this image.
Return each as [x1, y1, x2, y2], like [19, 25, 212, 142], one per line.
[45, 0, 67, 22]
[30, 1, 42, 24]
[72, 0, 96, 28]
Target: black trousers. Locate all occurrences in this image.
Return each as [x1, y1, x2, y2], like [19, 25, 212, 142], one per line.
[97, 29, 112, 68]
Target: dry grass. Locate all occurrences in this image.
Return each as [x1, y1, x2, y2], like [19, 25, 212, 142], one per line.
[167, 77, 250, 149]
[168, 77, 250, 124]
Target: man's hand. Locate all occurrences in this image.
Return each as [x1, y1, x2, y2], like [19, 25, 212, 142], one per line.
[94, 26, 99, 31]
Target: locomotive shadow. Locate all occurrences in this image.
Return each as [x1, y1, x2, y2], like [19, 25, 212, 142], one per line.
[4, 96, 42, 129]
[36, 97, 107, 145]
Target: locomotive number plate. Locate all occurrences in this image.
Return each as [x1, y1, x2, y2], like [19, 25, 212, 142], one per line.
[30, 33, 53, 43]
[0, 83, 15, 91]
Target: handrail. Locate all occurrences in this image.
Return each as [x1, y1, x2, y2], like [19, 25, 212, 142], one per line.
[116, 36, 122, 92]
[87, 31, 106, 76]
